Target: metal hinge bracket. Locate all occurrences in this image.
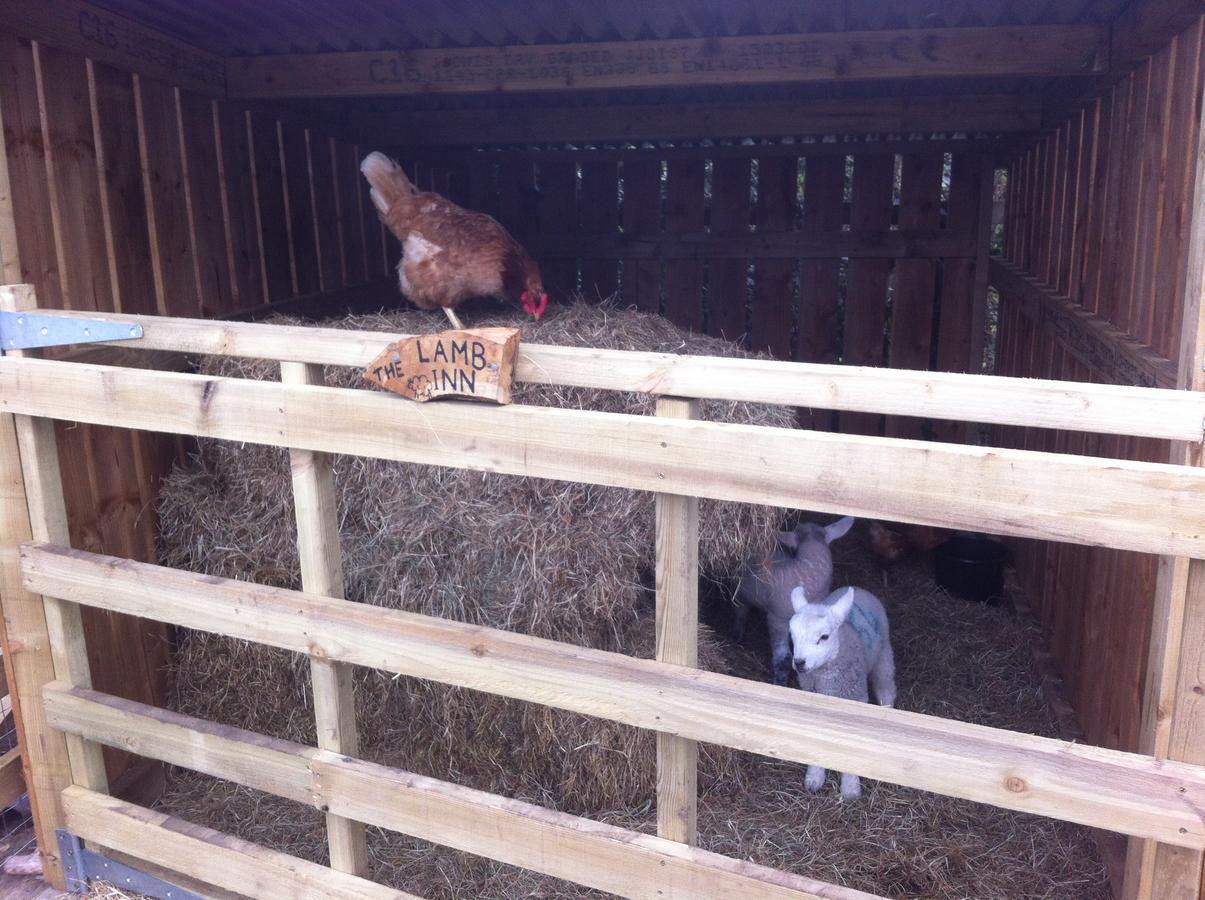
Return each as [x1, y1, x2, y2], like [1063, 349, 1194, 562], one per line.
[56, 829, 200, 899]
[0, 312, 142, 351]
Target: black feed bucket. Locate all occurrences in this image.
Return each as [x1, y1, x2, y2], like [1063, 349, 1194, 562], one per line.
[934, 533, 1009, 605]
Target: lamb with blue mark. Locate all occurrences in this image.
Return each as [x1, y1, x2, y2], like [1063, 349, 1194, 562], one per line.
[789, 584, 897, 799]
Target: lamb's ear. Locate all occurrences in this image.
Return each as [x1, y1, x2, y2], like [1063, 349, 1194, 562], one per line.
[829, 587, 856, 623]
[790, 586, 809, 614]
[824, 516, 855, 544]
[777, 530, 801, 554]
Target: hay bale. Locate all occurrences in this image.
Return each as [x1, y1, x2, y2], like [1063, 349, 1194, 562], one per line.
[157, 301, 796, 813]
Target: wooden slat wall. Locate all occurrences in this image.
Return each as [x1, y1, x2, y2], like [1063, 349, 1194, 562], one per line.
[997, 16, 1205, 758]
[0, 28, 388, 792]
[449, 143, 985, 429]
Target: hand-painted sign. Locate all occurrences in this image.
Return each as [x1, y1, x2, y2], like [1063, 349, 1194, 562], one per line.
[362, 327, 520, 404]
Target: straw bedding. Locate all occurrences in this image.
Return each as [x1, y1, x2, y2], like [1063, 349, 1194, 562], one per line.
[157, 302, 793, 813]
[155, 301, 1109, 898]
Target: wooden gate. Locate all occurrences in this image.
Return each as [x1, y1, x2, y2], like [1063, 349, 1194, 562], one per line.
[2, 282, 1205, 898]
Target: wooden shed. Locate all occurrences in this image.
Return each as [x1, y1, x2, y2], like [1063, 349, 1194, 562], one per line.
[0, 1, 1203, 898]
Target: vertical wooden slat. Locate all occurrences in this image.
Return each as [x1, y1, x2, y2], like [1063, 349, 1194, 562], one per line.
[247, 111, 293, 303]
[360, 142, 386, 281]
[87, 61, 156, 316]
[1126, 18, 1205, 897]
[798, 155, 842, 432]
[618, 158, 659, 311]
[1133, 45, 1175, 346]
[215, 105, 263, 311]
[538, 159, 578, 302]
[279, 122, 319, 296]
[1055, 114, 1083, 297]
[654, 395, 699, 847]
[32, 43, 109, 313]
[307, 130, 341, 293]
[339, 142, 368, 287]
[280, 361, 369, 876]
[662, 159, 704, 330]
[750, 156, 797, 361]
[887, 153, 943, 440]
[933, 153, 990, 444]
[133, 76, 198, 316]
[707, 157, 750, 342]
[1154, 21, 1203, 359]
[1081, 91, 1114, 316]
[177, 91, 232, 317]
[1068, 103, 1098, 308]
[0, 81, 71, 885]
[580, 160, 619, 300]
[1, 286, 108, 798]
[328, 138, 349, 288]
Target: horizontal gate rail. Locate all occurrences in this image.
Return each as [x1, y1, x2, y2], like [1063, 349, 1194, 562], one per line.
[29, 302, 1205, 441]
[25, 544, 1205, 849]
[1, 356, 1203, 557]
[45, 686, 873, 900]
[61, 787, 414, 900]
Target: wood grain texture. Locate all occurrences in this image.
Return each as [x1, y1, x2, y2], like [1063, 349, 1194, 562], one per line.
[26, 553, 1205, 849]
[47, 685, 878, 900]
[280, 362, 367, 877]
[654, 397, 700, 846]
[62, 788, 409, 900]
[18, 305, 1205, 442]
[227, 26, 1108, 98]
[5, 355, 1205, 557]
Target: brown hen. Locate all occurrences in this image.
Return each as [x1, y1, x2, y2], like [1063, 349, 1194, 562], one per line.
[361, 151, 547, 329]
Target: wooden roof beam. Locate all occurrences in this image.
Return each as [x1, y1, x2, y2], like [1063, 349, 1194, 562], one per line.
[370, 94, 1041, 146]
[226, 25, 1108, 100]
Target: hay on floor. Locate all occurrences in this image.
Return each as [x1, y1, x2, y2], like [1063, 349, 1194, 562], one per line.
[156, 301, 795, 814]
[154, 524, 1109, 899]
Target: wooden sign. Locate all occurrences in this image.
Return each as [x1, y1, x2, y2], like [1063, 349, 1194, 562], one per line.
[362, 327, 520, 404]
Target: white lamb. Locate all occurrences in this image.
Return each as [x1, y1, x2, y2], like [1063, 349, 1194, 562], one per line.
[789, 585, 896, 800]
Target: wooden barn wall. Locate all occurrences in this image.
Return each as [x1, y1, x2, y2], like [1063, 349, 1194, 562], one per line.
[413, 142, 990, 438]
[996, 16, 1204, 755]
[0, 29, 392, 790]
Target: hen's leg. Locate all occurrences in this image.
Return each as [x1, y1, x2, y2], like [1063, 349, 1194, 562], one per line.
[442, 307, 466, 330]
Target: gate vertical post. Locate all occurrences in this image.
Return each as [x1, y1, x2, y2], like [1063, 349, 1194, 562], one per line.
[654, 396, 700, 845]
[280, 361, 369, 876]
[0, 287, 109, 797]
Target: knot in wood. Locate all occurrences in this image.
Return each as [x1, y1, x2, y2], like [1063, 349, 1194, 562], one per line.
[1004, 775, 1027, 794]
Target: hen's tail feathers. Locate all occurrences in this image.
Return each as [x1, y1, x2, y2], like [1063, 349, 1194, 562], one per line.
[360, 151, 415, 218]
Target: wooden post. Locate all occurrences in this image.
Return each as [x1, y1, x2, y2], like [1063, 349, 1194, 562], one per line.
[0, 286, 109, 815]
[653, 396, 700, 844]
[1125, 53, 1205, 900]
[280, 361, 369, 877]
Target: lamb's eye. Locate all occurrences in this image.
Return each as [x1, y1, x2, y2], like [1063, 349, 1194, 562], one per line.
[819, 634, 829, 642]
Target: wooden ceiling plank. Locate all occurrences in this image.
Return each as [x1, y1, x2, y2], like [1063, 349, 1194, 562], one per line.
[0, 0, 225, 96]
[227, 25, 1108, 99]
[371, 94, 1040, 146]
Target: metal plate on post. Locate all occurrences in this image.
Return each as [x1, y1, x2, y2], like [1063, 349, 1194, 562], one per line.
[55, 829, 202, 899]
[0, 312, 142, 351]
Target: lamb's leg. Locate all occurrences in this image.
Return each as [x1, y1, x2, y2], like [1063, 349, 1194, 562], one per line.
[805, 765, 827, 793]
[768, 621, 792, 687]
[729, 597, 751, 643]
[442, 307, 466, 330]
[870, 642, 897, 708]
[839, 772, 862, 800]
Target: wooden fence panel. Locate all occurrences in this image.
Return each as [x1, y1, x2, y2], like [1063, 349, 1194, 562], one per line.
[538, 159, 577, 302]
[89, 62, 157, 316]
[887, 153, 942, 440]
[841, 154, 891, 435]
[707, 157, 750, 342]
[619, 158, 660, 312]
[662, 159, 704, 330]
[246, 112, 292, 303]
[177, 92, 232, 317]
[35, 44, 111, 313]
[280, 122, 319, 296]
[750, 156, 796, 361]
[134, 77, 200, 317]
[307, 131, 341, 293]
[580, 160, 619, 300]
[337, 141, 368, 286]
